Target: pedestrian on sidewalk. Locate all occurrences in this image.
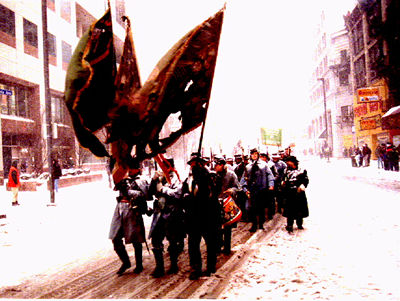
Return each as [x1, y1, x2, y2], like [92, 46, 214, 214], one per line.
[109, 158, 151, 276]
[375, 143, 385, 169]
[362, 144, 372, 167]
[7, 160, 20, 206]
[52, 158, 62, 192]
[282, 156, 309, 233]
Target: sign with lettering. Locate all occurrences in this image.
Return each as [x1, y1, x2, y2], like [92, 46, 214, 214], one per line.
[357, 87, 381, 103]
[260, 128, 282, 146]
[359, 114, 381, 130]
[0, 89, 12, 96]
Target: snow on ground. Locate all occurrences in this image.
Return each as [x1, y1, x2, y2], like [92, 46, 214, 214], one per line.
[219, 158, 400, 300]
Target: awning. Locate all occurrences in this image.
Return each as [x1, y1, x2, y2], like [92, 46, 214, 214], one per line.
[381, 105, 400, 130]
[318, 129, 327, 139]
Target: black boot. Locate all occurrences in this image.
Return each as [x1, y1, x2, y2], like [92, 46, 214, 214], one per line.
[133, 243, 143, 274]
[151, 248, 165, 278]
[167, 248, 179, 274]
[114, 244, 131, 275]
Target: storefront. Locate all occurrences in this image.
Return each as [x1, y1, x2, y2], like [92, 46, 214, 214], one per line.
[352, 80, 399, 158]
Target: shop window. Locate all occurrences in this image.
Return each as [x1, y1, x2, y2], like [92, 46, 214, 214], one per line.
[47, 32, 57, 66]
[0, 83, 31, 118]
[61, 0, 71, 23]
[62, 41, 72, 70]
[23, 18, 38, 58]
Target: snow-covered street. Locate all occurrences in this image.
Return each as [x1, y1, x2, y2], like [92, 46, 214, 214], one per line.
[219, 158, 400, 300]
[1, 158, 400, 299]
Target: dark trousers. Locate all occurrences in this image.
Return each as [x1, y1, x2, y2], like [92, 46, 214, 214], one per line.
[188, 227, 218, 272]
[287, 217, 303, 228]
[151, 218, 184, 254]
[249, 190, 266, 228]
[217, 225, 232, 253]
[112, 228, 142, 267]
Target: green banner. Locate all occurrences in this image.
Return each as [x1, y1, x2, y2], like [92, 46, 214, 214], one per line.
[260, 128, 282, 146]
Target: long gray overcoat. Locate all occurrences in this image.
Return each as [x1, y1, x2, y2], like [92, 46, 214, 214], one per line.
[109, 175, 150, 244]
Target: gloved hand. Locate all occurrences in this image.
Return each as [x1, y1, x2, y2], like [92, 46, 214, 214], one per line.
[156, 181, 163, 193]
[297, 184, 306, 193]
[152, 171, 163, 180]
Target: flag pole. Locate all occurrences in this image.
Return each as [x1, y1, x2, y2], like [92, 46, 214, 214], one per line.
[197, 5, 226, 155]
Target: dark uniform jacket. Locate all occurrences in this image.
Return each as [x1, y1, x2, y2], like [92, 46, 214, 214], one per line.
[182, 166, 220, 232]
[282, 167, 309, 219]
[148, 172, 185, 241]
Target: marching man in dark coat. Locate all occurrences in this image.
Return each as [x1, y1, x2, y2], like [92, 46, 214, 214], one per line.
[182, 153, 221, 280]
[148, 158, 185, 278]
[241, 148, 274, 232]
[109, 159, 151, 275]
[281, 156, 309, 233]
[214, 157, 240, 255]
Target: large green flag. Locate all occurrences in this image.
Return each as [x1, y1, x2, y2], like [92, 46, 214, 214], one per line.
[64, 8, 116, 157]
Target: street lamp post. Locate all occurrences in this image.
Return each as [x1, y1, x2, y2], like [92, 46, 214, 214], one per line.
[318, 77, 330, 162]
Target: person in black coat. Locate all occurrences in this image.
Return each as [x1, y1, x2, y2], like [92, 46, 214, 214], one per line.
[181, 153, 221, 280]
[52, 159, 62, 192]
[281, 156, 309, 233]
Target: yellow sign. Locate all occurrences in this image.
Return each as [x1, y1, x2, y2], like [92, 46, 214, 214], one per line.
[357, 87, 382, 103]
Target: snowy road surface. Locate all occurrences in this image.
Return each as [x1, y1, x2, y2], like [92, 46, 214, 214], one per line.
[219, 159, 400, 300]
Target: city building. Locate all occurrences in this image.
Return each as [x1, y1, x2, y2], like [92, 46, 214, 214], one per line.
[0, 0, 126, 184]
[344, 0, 400, 156]
[307, 9, 354, 158]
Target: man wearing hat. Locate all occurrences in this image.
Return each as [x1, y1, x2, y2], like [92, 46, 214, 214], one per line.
[241, 148, 274, 232]
[109, 158, 151, 275]
[281, 156, 309, 233]
[233, 155, 249, 221]
[271, 153, 287, 214]
[181, 153, 221, 280]
[214, 157, 240, 255]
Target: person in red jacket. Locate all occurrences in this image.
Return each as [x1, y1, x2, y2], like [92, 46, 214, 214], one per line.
[7, 161, 20, 206]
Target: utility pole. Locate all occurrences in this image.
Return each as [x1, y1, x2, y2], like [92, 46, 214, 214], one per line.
[42, 0, 55, 204]
[318, 77, 330, 162]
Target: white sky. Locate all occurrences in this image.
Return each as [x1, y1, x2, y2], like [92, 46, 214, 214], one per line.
[124, 0, 357, 152]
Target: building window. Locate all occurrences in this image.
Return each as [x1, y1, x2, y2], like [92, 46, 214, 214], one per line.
[354, 55, 366, 88]
[341, 105, 353, 124]
[62, 41, 72, 71]
[47, 32, 57, 66]
[352, 22, 364, 55]
[115, 0, 126, 26]
[23, 18, 38, 58]
[51, 95, 67, 124]
[75, 3, 95, 38]
[0, 4, 16, 48]
[369, 41, 383, 81]
[61, 0, 71, 23]
[0, 83, 31, 118]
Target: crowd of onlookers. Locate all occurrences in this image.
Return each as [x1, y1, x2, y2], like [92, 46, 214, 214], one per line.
[344, 142, 399, 171]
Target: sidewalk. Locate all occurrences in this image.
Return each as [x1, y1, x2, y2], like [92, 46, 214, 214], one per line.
[0, 173, 120, 286]
[301, 156, 400, 183]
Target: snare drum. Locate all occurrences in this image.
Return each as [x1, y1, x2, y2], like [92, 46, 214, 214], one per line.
[221, 196, 242, 227]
